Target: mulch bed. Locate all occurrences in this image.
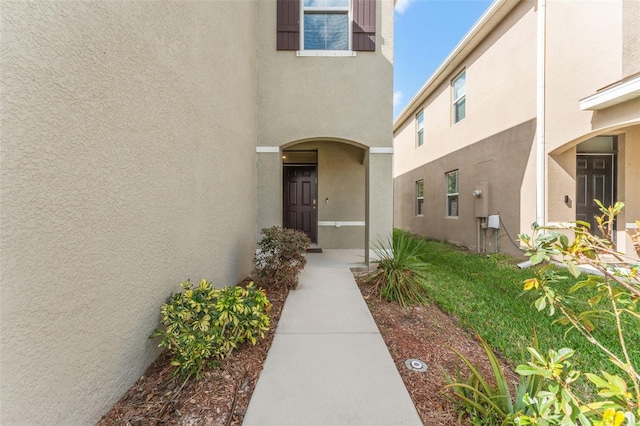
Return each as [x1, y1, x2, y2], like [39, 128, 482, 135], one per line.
[96, 286, 288, 426]
[98, 274, 518, 426]
[356, 273, 519, 425]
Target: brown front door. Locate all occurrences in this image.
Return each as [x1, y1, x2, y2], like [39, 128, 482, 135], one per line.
[576, 154, 615, 234]
[283, 166, 318, 243]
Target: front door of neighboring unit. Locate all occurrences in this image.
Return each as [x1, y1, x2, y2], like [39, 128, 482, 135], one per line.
[283, 165, 318, 243]
[576, 154, 615, 234]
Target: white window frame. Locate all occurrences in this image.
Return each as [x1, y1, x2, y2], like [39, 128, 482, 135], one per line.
[416, 180, 424, 216]
[452, 70, 466, 124]
[446, 170, 459, 217]
[416, 110, 424, 147]
[298, 0, 355, 57]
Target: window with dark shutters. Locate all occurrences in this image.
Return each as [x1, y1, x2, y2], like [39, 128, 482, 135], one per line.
[277, 0, 300, 51]
[277, 0, 376, 52]
[352, 0, 376, 51]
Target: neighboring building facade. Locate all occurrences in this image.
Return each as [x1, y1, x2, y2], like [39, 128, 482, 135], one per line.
[0, 1, 393, 423]
[394, 0, 640, 258]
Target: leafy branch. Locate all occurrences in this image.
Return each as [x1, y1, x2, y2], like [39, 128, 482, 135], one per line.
[517, 201, 639, 424]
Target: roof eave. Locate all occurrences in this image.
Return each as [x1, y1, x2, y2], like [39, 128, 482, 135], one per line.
[579, 75, 640, 111]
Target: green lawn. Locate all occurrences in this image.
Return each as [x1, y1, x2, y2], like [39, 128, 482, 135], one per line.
[410, 235, 639, 393]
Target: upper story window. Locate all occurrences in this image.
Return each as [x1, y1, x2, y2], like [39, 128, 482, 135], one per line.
[446, 170, 459, 217]
[303, 0, 349, 51]
[452, 71, 466, 123]
[416, 110, 424, 147]
[416, 180, 424, 216]
[277, 0, 376, 54]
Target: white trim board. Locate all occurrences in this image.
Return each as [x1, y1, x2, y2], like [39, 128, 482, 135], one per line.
[370, 147, 393, 154]
[318, 221, 365, 227]
[579, 75, 640, 111]
[296, 50, 356, 57]
[256, 147, 279, 153]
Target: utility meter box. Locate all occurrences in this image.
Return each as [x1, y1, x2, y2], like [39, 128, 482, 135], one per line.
[488, 214, 500, 229]
[474, 182, 489, 218]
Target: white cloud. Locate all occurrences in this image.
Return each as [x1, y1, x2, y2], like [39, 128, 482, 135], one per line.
[393, 91, 404, 107]
[395, 0, 414, 14]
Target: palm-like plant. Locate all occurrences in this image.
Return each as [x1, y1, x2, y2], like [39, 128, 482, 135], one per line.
[363, 229, 431, 307]
[442, 333, 543, 426]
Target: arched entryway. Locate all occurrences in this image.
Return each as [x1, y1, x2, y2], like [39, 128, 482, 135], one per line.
[282, 140, 367, 249]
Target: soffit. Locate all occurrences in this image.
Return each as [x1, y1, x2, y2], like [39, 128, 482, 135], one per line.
[579, 73, 640, 111]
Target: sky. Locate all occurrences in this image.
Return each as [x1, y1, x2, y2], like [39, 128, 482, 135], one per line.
[393, 0, 493, 119]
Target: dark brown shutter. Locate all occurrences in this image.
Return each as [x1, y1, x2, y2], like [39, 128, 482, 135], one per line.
[277, 0, 300, 50]
[352, 0, 376, 51]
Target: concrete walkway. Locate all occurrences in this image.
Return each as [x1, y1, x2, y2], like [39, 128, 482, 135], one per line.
[243, 250, 422, 426]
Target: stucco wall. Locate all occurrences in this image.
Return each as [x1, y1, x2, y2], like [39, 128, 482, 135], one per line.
[393, 0, 536, 178]
[544, 0, 639, 231]
[394, 120, 536, 257]
[256, 0, 393, 148]
[0, 1, 257, 423]
[545, 0, 624, 152]
[255, 0, 394, 250]
[620, 126, 640, 255]
[620, 126, 640, 222]
[394, 0, 639, 259]
[623, 0, 640, 76]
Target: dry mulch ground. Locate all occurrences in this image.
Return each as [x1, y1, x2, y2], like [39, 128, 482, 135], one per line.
[98, 274, 517, 426]
[97, 285, 288, 426]
[357, 275, 519, 425]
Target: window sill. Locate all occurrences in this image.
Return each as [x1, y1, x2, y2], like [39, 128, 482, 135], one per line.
[296, 50, 357, 57]
[445, 216, 459, 219]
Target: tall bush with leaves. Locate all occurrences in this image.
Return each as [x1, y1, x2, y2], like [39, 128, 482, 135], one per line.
[516, 201, 639, 425]
[362, 229, 431, 307]
[255, 226, 311, 290]
[150, 279, 271, 379]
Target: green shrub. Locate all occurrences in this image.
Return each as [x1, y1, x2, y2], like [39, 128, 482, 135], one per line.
[255, 226, 310, 290]
[150, 279, 271, 379]
[362, 229, 431, 307]
[439, 202, 639, 425]
[443, 334, 543, 426]
[515, 201, 639, 425]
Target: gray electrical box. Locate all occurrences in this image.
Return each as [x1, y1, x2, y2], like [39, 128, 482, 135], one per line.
[474, 182, 489, 218]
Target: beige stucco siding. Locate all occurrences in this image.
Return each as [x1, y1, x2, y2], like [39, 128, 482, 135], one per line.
[623, 0, 640, 76]
[394, 0, 639, 258]
[393, 0, 536, 178]
[256, 0, 394, 249]
[544, 0, 639, 230]
[0, 2, 257, 424]
[617, 127, 640, 254]
[621, 126, 640, 222]
[545, 0, 624, 152]
[394, 120, 535, 257]
[256, 0, 393, 147]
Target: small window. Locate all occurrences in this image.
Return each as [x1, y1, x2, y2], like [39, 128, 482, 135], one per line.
[416, 111, 424, 147]
[416, 180, 424, 216]
[446, 170, 459, 217]
[452, 71, 466, 123]
[302, 0, 350, 51]
[277, 0, 375, 52]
